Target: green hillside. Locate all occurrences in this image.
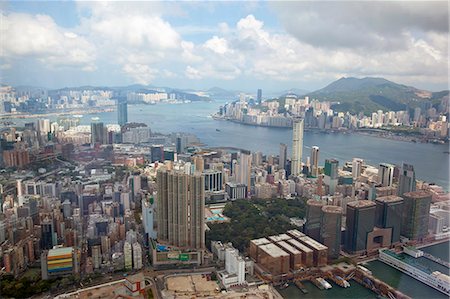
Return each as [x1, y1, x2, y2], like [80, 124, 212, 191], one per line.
[307, 77, 449, 114]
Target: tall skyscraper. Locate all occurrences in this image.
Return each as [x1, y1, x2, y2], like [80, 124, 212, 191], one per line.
[398, 163, 416, 196]
[291, 118, 304, 176]
[41, 218, 55, 250]
[352, 158, 364, 180]
[304, 199, 326, 241]
[156, 169, 205, 249]
[90, 122, 106, 145]
[238, 150, 252, 191]
[117, 97, 128, 126]
[401, 191, 432, 240]
[345, 200, 376, 253]
[378, 163, 395, 187]
[324, 158, 339, 195]
[257, 89, 262, 105]
[375, 196, 404, 243]
[320, 205, 343, 259]
[279, 143, 287, 171]
[311, 146, 319, 177]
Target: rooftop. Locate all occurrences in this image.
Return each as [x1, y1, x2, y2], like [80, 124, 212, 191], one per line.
[251, 237, 271, 246]
[268, 234, 291, 243]
[286, 239, 313, 253]
[376, 195, 404, 203]
[276, 241, 300, 255]
[404, 190, 432, 199]
[287, 229, 305, 240]
[259, 243, 289, 258]
[347, 200, 376, 209]
[48, 247, 73, 258]
[322, 205, 343, 214]
[299, 236, 328, 251]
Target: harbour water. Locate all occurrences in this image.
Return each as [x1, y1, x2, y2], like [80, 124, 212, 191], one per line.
[6, 101, 446, 189]
[277, 241, 449, 299]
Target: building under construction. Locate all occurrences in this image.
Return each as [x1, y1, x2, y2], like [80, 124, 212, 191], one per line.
[249, 230, 328, 276]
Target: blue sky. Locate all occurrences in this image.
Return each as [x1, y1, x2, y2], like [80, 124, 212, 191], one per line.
[0, 1, 448, 92]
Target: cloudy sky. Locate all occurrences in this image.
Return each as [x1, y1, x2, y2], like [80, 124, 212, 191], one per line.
[0, 1, 448, 92]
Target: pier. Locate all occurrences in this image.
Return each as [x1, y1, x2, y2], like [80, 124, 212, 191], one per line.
[423, 252, 450, 268]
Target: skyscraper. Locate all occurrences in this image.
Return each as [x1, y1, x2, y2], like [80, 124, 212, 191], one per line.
[320, 205, 343, 259]
[291, 118, 304, 176]
[279, 143, 287, 171]
[398, 163, 416, 196]
[117, 97, 128, 126]
[324, 159, 339, 195]
[90, 122, 106, 145]
[375, 196, 404, 243]
[238, 150, 252, 191]
[311, 146, 319, 177]
[378, 163, 395, 187]
[401, 190, 432, 240]
[257, 89, 262, 105]
[352, 158, 364, 180]
[345, 200, 376, 253]
[304, 199, 326, 241]
[156, 169, 205, 249]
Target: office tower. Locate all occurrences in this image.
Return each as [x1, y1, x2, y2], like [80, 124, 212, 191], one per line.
[324, 159, 339, 195]
[41, 218, 55, 250]
[90, 122, 106, 145]
[238, 150, 252, 190]
[375, 196, 404, 243]
[117, 97, 128, 126]
[398, 163, 416, 196]
[279, 143, 287, 171]
[124, 241, 132, 270]
[193, 155, 204, 172]
[378, 163, 395, 187]
[291, 118, 304, 176]
[92, 245, 101, 269]
[352, 158, 364, 180]
[320, 205, 343, 259]
[304, 199, 326, 241]
[257, 89, 262, 105]
[132, 242, 143, 269]
[203, 170, 223, 192]
[345, 200, 376, 253]
[311, 146, 319, 177]
[176, 136, 187, 154]
[401, 191, 432, 240]
[150, 145, 164, 163]
[156, 169, 205, 249]
[142, 196, 157, 241]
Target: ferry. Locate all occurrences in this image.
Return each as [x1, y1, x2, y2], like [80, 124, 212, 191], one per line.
[379, 249, 450, 296]
[316, 278, 332, 289]
[335, 275, 351, 288]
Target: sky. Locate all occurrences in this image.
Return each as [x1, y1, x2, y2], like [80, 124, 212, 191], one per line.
[0, 1, 448, 92]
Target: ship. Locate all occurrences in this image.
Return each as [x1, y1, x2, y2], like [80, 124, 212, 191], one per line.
[294, 281, 308, 294]
[316, 278, 332, 290]
[379, 249, 450, 296]
[334, 275, 351, 288]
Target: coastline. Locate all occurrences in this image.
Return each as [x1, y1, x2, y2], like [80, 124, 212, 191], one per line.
[0, 107, 115, 120]
[212, 115, 448, 145]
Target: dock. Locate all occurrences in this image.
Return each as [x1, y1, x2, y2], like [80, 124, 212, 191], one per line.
[294, 280, 308, 294]
[423, 252, 450, 268]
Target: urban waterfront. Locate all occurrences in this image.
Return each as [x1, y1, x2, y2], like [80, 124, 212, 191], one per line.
[277, 242, 449, 299]
[5, 101, 448, 190]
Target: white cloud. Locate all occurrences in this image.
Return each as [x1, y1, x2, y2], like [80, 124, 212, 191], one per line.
[0, 13, 96, 70]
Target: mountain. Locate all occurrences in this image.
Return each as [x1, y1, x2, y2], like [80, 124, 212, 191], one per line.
[307, 77, 449, 114]
[205, 87, 238, 99]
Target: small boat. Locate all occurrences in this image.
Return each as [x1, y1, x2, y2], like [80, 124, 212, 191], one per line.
[216, 129, 221, 132]
[280, 282, 289, 289]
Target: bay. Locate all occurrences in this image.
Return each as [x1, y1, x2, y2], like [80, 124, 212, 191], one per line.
[3, 101, 449, 190]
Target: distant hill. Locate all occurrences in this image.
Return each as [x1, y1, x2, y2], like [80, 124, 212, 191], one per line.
[307, 77, 449, 114]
